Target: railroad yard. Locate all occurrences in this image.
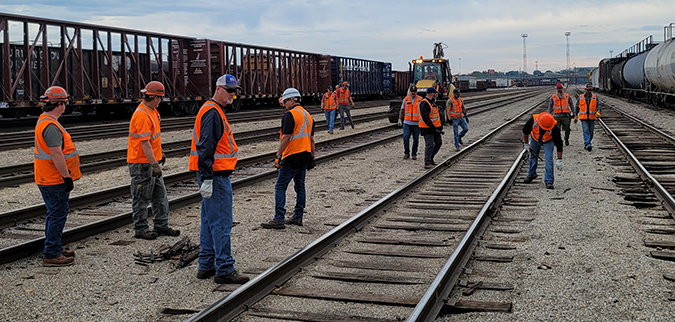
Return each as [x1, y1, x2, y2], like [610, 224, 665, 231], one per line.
[0, 87, 673, 322]
[2, 10, 675, 322]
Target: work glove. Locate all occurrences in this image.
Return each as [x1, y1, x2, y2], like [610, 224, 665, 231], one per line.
[397, 119, 403, 127]
[151, 163, 162, 177]
[573, 116, 578, 123]
[158, 153, 167, 166]
[436, 128, 444, 135]
[523, 143, 530, 151]
[555, 159, 564, 171]
[199, 179, 213, 199]
[274, 155, 282, 169]
[595, 112, 601, 118]
[63, 177, 74, 192]
[306, 157, 316, 171]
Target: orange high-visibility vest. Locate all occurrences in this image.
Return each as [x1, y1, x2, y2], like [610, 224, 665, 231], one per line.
[280, 105, 314, 159]
[188, 101, 238, 171]
[127, 103, 162, 163]
[404, 95, 421, 122]
[530, 113, 557, 143]
[551, 93, 571, 114]
[322, 92, 337, 110]
[448, 97, 464, 118]
[578, 94, 598, 120]
[418, 99, 441, 128]
[337, 88, 351, 105]
[34, 114, 82, 186]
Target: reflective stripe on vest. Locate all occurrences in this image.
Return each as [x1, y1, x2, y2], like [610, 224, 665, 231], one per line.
[188, 101, 238, 171]
[323, 93, 337, 110]
[404, 95, 421, 122]
[418, 99, 441, 128]
[448, 97, 464, 118]
[337, 88, 350, 105]
[578, 94, 598, 120]
[551, 93, 570, 114]
[530, 114, 555, 143]
[282, 106, 313, 159]
[34, 114, 82, 185]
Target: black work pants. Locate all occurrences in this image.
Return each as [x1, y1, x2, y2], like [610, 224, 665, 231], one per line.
[423, 132, 442, 166]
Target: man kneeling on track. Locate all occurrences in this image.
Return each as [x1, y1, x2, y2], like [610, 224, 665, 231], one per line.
[35, 86, 82, 267]
[522, 112, 564, 189]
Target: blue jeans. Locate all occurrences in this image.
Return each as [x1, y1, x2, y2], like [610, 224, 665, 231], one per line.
[39, 184, 70, 259]
[402, 123, 420, 156]
[452, 118, 469, 148]
[581, 120, 595, 148]
[324, 109, 336, 131]
[197, 175, 235, 275]
[528, 138, 555, 184]
[128, 163, 169, 234]
[274, 165, 306, 222]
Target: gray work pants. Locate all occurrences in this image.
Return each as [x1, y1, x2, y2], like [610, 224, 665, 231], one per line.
[338, 104, 353, 129]
[128, 163, 169, 234]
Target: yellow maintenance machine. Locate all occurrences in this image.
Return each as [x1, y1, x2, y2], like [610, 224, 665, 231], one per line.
[388, 42, 454, 124]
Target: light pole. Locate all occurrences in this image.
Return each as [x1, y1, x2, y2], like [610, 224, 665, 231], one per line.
[609, 50, 613, 57]
[458, 57, 461, 75]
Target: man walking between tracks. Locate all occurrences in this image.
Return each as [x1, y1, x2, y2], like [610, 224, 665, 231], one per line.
[127, 81, 180, 240]
[419, 87, 443, 169]
[189, 74, 249, 284]
[321, 86, 337, 134]
[398, 86, 421, 160]
[261, 88, 316, 229]
[548, 83, 574, 146]
[336, 82, 355, 130]
[447, 88, 469, 151]
[34, 86, 81, 267]
[575, 83, 602, 152]
[522, 112, 564, 189]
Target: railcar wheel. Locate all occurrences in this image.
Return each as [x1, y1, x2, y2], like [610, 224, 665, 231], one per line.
[171, 103, 183, 116]
[230, 100, 242, 112]
[187, 102, 199, 115]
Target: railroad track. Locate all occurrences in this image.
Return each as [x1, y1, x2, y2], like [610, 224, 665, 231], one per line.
[0, 92, 548, 265]
[0, 112, 388, 188]
[184, 98, 548, 322]
[0, 101, 389, 151]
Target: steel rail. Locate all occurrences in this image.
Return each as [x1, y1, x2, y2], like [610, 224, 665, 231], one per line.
[598, 118, 675, 217]
[184, 96, 549, 322]
[0, 126, 401, 263]
[0, 112, 388, 187]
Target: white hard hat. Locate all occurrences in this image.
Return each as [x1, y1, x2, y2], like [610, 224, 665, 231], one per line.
[282, 88, 301, 101]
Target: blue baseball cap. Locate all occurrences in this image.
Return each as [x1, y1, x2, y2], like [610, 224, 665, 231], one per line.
[216, 74, 241, 90]
[426, 87, 437, 94]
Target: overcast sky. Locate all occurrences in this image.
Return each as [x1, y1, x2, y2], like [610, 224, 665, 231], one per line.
[2, 0, 674, 73]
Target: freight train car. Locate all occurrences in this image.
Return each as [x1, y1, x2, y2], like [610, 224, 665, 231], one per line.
[391, 70, 410, 98]
[0, 13, 393, 118]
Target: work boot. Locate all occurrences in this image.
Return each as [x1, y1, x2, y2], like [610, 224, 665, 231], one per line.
[197, 268, 216, 279]
[339, 127, 344, 130]
[43, 255, 74, 267]
[523, 175, 538, 183]
[565, 139, 569, 146]
[328, 130, 333, 134]
[156, 228, 181, 237]
[588, 146, 593, 152]
[351, 123, 355, 129]
[134, 231, 158, 240]
[261, 220, 285, 229]
[424, 164, 434, 169]
[411, 155, 417, 160]
[546, 183, 554, 189]
[403, 154, 410, 159]
[215, 270, 250, 284]
[285, 217, 303, 226]
[455, 147, 460, 151]
[459, 138, 464, 145]
[62, 248, 75, 258]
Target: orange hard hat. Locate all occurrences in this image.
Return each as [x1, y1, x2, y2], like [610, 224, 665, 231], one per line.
[141, 81, 165, 96]
[342, 81, 347, 85]
[278, 97, 283, 104]
[40, 86, 69, 103]
[555, 83, 563, 89]
[537, 112, 556, 131]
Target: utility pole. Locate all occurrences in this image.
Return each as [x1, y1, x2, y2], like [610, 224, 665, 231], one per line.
[565, 32, 571, 86]
[535, 60, 538, 71]
[521, 34, 528, 75]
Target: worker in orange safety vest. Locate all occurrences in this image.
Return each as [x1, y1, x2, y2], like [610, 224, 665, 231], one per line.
[575, 83, 602, 151]
[398, 85, 422, 160]
[336, 82, 355, 130]
[548, 83, 574, 146]
[34, 86, 81, 267]
[321, 86, 337, 133]
[419, 87, 443, 169]
[522, 112, 564, 189]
